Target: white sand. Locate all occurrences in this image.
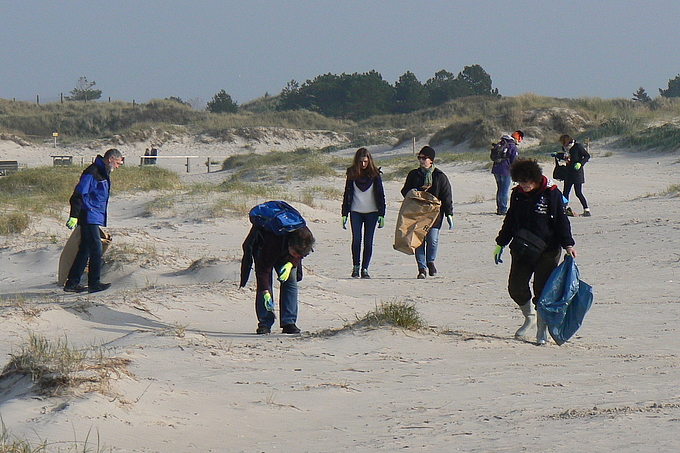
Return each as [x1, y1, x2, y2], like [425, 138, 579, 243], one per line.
[0, 137, 679, 452]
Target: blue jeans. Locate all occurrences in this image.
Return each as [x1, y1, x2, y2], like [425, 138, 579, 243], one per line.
[255, 268, 298, 328]
[415, 227, 440, 270]
[494, 173, 512, 214]
[66, 223, 103, 287]
[350, 211, 379, 269]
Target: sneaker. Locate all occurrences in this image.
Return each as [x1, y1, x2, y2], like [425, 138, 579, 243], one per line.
[88, 283, 111, 294]
[565, 206, 575, 217]
[361, 269, 370, 279]
[583, 209, 591, 217]
[417, 269, 427, 279]
[64, 284, 87, 293]
[256, 326, 271, 335]
[282, 324, 301, 334]
[427, 262, 437, 276]
[351, 265, 360, 278]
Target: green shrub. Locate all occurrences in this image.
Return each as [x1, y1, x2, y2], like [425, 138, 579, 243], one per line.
[0, 212, 30, 235]
[352, 300, 425, 330]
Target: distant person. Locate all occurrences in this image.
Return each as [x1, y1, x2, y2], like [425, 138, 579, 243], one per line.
[149, 145, 158, 164]
[240, 221, 315, 335]
[400, 146, 454, 279]
[493, 159, 577, 344]
[552, 135, 591, 216]
[341, 147, 386, 279]
[491, 130, 523, 215]
[64, 148, 124, 293]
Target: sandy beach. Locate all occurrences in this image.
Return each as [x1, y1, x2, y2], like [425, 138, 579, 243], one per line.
[0, 136, 679, 452]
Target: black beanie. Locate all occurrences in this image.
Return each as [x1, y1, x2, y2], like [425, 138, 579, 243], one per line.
[419, 146, 436, 161]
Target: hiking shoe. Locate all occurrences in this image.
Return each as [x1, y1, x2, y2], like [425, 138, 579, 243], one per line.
[565, 206, 575, 217]
[583, 209, 592, 217]
[88, 283, 111, 294]
[417, 269, 427, 279]
[427, 262, 437, 277]
[351, 265, 360, 278]
[361, 269, 371, 279]
[64, 284, 86, 293]
[256, 326, 271, 335]
[282, 324, 301, 334]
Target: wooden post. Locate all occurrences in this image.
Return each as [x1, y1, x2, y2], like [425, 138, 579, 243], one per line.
[413, 137, 416, 155]
[206, 158, 211, 173]
[36, 95, 39, 105]
[60, 93, 63, 103]
[186, 157, 190, 173]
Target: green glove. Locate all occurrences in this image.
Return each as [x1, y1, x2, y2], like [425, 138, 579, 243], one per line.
[377, 216, 385, 229]
[446, 215, 454, 230]
[342, 216, 347, 229]
[263, 290, 274, 312]
[278, 262, 293, 282]
[574, 162, 582, 170]
[494, 245, 504, 265]
[66, 217, 78, 229]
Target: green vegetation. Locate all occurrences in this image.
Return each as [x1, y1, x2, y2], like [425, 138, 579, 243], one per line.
[351, 300, 425, 330]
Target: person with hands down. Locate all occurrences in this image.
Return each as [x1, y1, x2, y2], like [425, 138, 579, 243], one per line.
[401, 146, 454, 279]
[493, 159, 577, 345]
[240, 223, 315, 335]
[341, 147, 386, 279]
[63, 148, 124, 294]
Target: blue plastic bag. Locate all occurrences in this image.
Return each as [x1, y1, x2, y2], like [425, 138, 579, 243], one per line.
[537, 256, 593, 345]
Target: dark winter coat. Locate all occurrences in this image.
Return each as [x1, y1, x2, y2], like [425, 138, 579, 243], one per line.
[341, 172, 386, 217]
[239, 226, 309, 291]
[496, 176, 575, 252]
[491, 135, 519, 176]
[553, 142, 590, 184]
[400, 167, 454, 229]
[68, 155, 111, 226]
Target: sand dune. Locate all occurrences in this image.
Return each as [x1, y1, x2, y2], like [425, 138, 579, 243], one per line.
[0, 138, 679, 452]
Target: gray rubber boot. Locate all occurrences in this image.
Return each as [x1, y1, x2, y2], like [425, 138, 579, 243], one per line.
[515, 303, 536, 339]
[536, 312, 549, 345]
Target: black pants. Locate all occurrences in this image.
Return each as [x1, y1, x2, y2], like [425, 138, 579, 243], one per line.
[508, 248, 561, 307]
[66, 223, 103, 287]
[563, 181, 588, 209]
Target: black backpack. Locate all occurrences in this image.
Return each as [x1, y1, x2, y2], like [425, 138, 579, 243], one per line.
[490, 139, 509, 164]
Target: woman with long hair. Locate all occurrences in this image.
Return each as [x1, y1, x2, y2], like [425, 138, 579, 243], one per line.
[341, 148, 386, 278]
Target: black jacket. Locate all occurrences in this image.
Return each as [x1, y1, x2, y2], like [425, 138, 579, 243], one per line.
[496, 176, 575, 251]
[553, 142, 590, 184]
[401, 167, 454, 229]
[341, 173, 386, 217]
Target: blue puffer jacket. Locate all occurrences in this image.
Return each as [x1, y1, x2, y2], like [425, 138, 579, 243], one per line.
[69, 155, 111, 226]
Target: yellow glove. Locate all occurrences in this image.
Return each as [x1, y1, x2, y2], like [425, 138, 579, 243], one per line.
[342, 216, 347, 229]
[66, 217, 78, 229]
[278, 262, 294, 282]
[263, 290, 274, 312]
[494, 245, 504, 265]
[378, 216, 385, 228]
[574, 162, 582, 170]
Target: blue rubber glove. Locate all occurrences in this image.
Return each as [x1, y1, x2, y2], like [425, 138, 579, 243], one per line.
[342, 216, 347, 229]
[378, 216, 385, 229]
[446, 215, 454, 230]
[550, 152, 557, 157]
[494, 245, 504, 265]
[573, 162, 582, 170]
[278, 262, 293, 282]
[263, 290, 274, 312]
[66, 217, 78, 229]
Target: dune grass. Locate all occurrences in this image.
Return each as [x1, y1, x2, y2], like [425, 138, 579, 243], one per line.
[1, 332, 131, 397]
[350, 300, 425, 331]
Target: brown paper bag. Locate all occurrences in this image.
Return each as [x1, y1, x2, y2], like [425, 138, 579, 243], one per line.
[57, 226, 112, 286]
[393, 190, 441, 255]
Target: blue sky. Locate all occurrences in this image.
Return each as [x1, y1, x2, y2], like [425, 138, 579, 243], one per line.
[2, 0, 679, 105]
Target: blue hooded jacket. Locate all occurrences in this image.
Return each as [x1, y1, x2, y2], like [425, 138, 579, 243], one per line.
[69, 155, 111, 226]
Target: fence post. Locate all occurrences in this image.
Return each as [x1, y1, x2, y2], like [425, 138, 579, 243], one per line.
[36, 95, 40, 105]
[186, 157, 191, 173]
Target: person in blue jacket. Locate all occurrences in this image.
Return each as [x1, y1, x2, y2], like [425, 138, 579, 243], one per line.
[493, 159, 577, 344]
[491, 130, 523, 215]
[63, 148, 124, 293]
[341, 147, 386, 279]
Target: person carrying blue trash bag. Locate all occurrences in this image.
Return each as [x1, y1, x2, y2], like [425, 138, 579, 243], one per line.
[536, 255, 593, 345]
[493, 159, 578, 345]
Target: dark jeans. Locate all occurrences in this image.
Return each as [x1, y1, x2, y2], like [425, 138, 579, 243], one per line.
[508, 248, 561, 307]
[563, 181, 588, 209]
[66, 223, 103, 287]
[494, 173, 512, 214]
[350, 211, 379, 269]
[255, 268, 298, 328]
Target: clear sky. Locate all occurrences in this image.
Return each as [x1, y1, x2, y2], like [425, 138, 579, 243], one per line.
[2, 0, 679, 106]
